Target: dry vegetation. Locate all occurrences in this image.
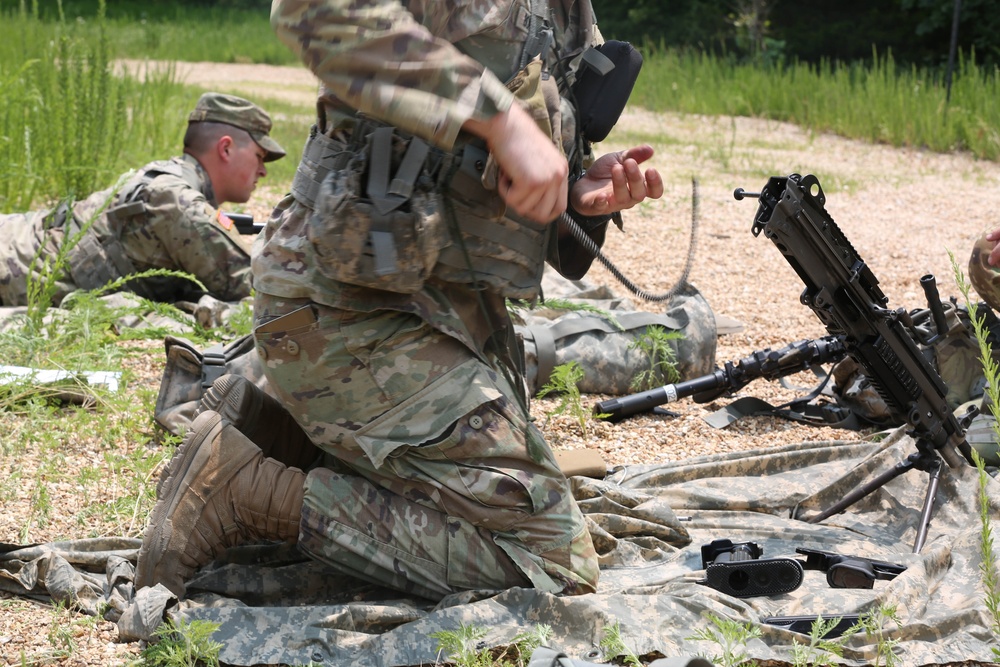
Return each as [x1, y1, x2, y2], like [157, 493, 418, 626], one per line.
[3, 62, 1000, 666]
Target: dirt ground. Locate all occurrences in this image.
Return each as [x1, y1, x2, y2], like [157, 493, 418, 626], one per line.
[4, 60, 1000, 666]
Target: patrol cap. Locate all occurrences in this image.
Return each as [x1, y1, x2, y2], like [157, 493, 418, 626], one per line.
[188, 92, 286, 162]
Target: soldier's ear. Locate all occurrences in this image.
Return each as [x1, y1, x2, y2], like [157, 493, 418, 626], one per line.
[217, 135, 235, 162]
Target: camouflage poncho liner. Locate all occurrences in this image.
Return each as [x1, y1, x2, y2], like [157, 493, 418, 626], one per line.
[2, 426, 998, 665]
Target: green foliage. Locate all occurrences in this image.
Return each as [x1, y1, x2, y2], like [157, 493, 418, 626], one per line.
[686, 612, 762, 667]
[3, 0, 296, 65]
[633, 46, 1000, 162]
[430, 623, 551, 667]
[0, 2, 186, 213]
[599, 621, 642, 667]
[789, 615, 855, 667]
[629, 324, 683, 392]
[950, 251, 1000, 657]
[134, 617, 222, 667]
[848, 603, 902, 667]
[537, 361, 597, 434]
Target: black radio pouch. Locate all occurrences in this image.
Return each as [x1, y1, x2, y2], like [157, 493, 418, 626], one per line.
[572, 40, 643, 142]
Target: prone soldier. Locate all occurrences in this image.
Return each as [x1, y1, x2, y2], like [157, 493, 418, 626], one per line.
[0, 92, 285, 307]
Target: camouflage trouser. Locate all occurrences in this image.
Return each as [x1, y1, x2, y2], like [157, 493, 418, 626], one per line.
[0, 211, 60, 307]
[252, 292, 599, 600]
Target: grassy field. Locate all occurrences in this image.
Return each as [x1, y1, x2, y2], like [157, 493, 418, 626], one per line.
[2, 4, 1000, 666]
[3, 3, 998, 214]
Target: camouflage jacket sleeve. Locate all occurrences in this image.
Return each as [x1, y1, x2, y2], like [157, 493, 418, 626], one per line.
[270, 0, 516, 150]
[126, 159, 252, 302]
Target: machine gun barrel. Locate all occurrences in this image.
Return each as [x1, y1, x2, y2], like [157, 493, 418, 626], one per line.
[594, 335, 847, 422]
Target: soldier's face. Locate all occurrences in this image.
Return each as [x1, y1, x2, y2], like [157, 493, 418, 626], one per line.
[226, 140, 268, 203]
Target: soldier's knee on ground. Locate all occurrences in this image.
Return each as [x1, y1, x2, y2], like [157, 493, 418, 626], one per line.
[969, 233, 1000, 312]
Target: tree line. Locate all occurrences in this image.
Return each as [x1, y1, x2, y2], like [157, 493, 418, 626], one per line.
[592, 0, 998, 68]
[8, 0, 998, 68]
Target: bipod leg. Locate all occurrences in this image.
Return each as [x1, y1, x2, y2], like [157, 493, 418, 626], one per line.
[806, 454, 919, 524]
[912, 457, 943, 553]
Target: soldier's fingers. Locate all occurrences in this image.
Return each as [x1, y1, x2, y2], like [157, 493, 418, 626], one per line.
[644, 168, 664, 200]
[624, 159, 647, 201]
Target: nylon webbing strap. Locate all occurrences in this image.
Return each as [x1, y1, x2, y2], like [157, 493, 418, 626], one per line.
[519, 0, 553, 70]
[367, 126, 429, 215]
[201, 343, 228, 390]
[702, 396, 864, 430]
[579, 46, 615, 76]
[101, 237, 139, 283]
[546, 312, 683, 340]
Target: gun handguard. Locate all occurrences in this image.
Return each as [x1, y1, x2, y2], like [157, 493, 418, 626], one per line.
[743, 174, 970, 467]
[593, 335, 847, 422]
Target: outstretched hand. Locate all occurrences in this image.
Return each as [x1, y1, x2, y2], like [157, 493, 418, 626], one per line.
[569, 145, 664, 218]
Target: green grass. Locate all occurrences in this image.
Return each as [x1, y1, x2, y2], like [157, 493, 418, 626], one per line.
[632, 45, 1000, 161]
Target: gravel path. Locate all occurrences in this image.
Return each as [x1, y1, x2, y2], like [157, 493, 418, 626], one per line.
[3, 61, 1000, 666]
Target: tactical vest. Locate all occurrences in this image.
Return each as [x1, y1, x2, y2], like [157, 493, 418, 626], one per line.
[63, 162, 182, 297]
[293, 0, 598, 300]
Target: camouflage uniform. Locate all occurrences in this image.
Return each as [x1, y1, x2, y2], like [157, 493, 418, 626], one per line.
[254, 0, 608, 597]
[0, 93, 284, 306]
[969, 232, 1000, 312]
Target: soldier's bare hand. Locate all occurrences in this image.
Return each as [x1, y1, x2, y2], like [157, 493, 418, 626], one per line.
[569, 145, 664, 217]
[464, 103, 568, 224]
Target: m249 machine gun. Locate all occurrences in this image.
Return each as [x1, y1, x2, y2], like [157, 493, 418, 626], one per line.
[593, 335, 847, 422]
[734, 174, 973, 552]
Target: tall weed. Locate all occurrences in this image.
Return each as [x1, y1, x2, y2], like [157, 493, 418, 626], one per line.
[0, 1, 185, 213]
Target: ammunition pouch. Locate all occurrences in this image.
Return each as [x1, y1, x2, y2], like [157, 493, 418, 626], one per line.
[294, 121, 553, 299]
[307, 124, 450, 294]
[435, 142, 551, 299]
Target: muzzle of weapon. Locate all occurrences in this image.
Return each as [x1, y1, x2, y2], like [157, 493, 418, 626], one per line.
[920, 274, 950, 338]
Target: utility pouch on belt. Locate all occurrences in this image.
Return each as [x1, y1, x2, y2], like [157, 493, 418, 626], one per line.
[572, 40, 643, 142]
[308, 125, 449, 294]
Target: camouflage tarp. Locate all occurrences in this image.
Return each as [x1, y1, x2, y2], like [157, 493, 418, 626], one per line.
[3, 427, 999, 666]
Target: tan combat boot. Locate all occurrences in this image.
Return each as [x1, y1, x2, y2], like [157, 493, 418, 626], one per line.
[135, 410, 306, 599]
[199, 373, 322, 470]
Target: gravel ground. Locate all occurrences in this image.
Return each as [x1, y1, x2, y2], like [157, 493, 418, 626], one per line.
[3, 61, 1000, 666]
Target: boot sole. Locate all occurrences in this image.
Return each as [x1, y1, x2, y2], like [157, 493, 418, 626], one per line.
[134, 410, 224, 593]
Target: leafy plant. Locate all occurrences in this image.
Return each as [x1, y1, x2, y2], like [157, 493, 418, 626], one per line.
[848, 603, 902, 667]
[599, 620, 643, 667]
[951, 251, 1000, 656]
[430, 623, 551, 667]
[537, 361, 600, 434]
[789, 615, 855, 667]
[629, 324, 683, 392]
[686, 612, 761, 667]
[133, 617, 222, 667]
